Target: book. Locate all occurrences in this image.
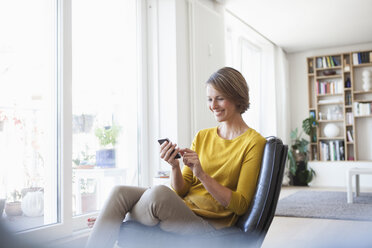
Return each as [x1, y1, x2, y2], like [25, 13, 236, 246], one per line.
[316, 80, 319, 94]
[335, 140, 340, 161]
[320, 142, 330, 161]
[329, 141, 335, 161]
[329, 56, 335, 67]
[325, 142, 329, 161]
[327, 56, 331, 67]
[347, 130, 354, 142]
[333, 56, 340, 66]
[316, 57, 323, 68]
[363, 52, 370, 63]
[339, 141, 345, 160]
[320, 142, 325, 161]
[353, 53, 359, 65]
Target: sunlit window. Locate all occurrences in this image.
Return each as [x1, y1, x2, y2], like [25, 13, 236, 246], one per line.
[0, 0, 141, 234]
[71, 0, 139, 216]
[0, 0, 58, 232]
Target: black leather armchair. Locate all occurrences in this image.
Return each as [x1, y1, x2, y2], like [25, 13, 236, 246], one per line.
[117, 136, 287, 248]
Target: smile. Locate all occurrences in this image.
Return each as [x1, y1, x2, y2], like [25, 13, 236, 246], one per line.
[214, 110, 224, 116]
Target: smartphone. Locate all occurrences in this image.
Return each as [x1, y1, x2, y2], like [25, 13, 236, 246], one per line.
[158, 138, 181, 159]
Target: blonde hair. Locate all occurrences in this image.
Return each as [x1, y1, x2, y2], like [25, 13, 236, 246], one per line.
[206, 67, 250, 114]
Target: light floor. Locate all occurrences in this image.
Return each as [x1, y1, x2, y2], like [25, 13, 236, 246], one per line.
[262, 186, 372, 248]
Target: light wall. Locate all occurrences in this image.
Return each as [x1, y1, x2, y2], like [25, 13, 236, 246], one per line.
[162, 0, 225, 146]
[154, 0, 225, 174]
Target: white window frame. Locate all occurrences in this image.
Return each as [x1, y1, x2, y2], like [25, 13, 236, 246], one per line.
[14, 0, 151, 243]
[225, 10, 277, 137]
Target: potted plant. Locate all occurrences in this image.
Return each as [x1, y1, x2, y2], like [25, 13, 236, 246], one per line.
[73, 148, 96, 169]
[80, 178, 97, 213]
[288, 116, 318, 186]
[4, 190, 23, 216]
[95, 125, 120, 167]
[302, 114, 318, 143]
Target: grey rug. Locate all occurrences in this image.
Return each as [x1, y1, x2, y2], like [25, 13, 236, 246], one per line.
[275, 191, 372, 221]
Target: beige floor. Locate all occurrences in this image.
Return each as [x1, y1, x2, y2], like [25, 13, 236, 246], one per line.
[262, 186, 372, 248]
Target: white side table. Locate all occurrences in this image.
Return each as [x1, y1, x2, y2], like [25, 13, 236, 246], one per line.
[346, 168, 372, 203]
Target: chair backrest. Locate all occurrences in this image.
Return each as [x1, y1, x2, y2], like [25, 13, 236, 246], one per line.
[236, 136, 287, 235]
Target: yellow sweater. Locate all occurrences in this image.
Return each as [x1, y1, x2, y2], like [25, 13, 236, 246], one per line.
[174, 127, 266, 229]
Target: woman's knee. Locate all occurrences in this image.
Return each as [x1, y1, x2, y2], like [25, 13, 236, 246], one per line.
[110, 185, 124, 197]
[146, 185, 175, 203]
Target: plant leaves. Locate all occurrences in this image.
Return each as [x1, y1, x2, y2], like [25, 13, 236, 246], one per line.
[288, 150, 297, 176]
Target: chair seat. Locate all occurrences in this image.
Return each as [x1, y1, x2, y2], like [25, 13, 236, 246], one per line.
[118, 221, 257, 248]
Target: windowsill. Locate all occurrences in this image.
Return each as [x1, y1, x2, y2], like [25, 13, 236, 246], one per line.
[50, 227, 92, 248]
[1, 214, 45, 233]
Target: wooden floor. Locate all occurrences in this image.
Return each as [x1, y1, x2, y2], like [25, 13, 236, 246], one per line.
[262, 186, 372, 248]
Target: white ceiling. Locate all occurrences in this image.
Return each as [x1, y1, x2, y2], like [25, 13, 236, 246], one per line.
[225, 0, 372, 53]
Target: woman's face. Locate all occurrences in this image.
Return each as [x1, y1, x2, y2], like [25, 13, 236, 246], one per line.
[206, 84, 239, 122]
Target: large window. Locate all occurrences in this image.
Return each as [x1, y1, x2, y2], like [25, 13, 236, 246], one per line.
[0, 0, 58, 232]
[71, 0, 139, 217]
[0, 0, 143, 240]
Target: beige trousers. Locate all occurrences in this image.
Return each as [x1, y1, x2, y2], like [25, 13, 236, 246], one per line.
[85, 185, 214, 248]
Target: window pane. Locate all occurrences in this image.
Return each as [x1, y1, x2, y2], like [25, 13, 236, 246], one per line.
[0, 0, 58, 231]
[72, 0, 139, 216]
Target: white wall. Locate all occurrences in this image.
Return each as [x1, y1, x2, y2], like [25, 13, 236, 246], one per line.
[174, 0, 225, 144]
[153, 0, 225, 176]
[288, 42, 372, 187]
[188, 0, 225, 137]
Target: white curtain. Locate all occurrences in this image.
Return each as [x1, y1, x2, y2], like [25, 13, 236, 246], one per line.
[274, 47, 290, 146]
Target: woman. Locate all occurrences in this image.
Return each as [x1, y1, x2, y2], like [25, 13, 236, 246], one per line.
[85, 67, 266, 248]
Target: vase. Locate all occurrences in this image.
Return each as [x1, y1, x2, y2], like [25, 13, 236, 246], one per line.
[5, 201, 23, 216]
[290, 161, 309, 186]
[21, 191, 44, 217]
[362, 70, 372, 91]
[324, 123, 340, 138]
[362, 79, 371, 91]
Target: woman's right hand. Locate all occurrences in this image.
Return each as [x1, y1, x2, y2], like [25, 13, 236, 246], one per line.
[159, 140, 180, 168]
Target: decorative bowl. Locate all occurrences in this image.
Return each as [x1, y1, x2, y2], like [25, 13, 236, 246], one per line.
[323, 70, 336, 76]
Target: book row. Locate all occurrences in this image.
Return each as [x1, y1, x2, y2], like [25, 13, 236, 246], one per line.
[352, 52, 372, 65]
[346, 112, 354, 125]
[316, 56, 341, 69]
[354, 102, 372, 116]
[316, 80, 343, 95]
[319, 140, 345, 161]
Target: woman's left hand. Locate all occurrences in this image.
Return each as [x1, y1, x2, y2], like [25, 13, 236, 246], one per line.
[180, 148, 205, 179]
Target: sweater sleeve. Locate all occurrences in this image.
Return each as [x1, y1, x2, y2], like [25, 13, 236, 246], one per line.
[173, 133, 198, 197]
[226, 136, 266, 215]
